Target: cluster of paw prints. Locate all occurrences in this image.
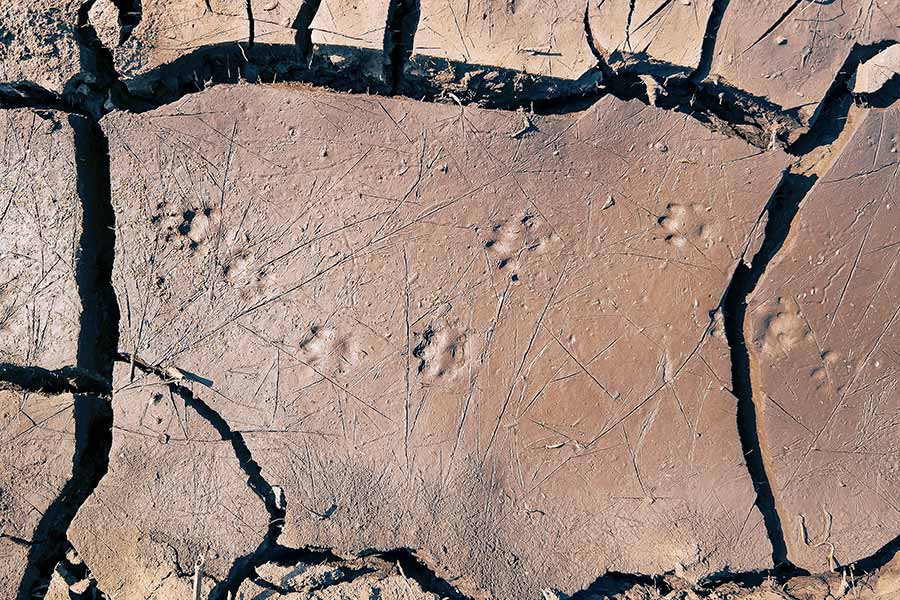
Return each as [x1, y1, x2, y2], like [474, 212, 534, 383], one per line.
[150, 203, 270, 302]
[655, 203, 717, 249]
[412, 323, 467, 382]
[483, 213, 560, 278]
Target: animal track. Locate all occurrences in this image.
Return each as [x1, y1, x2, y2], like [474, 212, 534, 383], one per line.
[656, 203, 715, 249]
[412, 323, 466, 382]
[753, 297, 811, 358]
[154, 204, 220, 253]
[484, 213, 559, 272]
[222, 250, 269, 302]
[297, 323, 357, 375]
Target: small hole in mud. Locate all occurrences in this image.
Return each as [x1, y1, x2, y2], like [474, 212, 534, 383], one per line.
[511, 273, 519, 281]
[498, 258, 509, 269]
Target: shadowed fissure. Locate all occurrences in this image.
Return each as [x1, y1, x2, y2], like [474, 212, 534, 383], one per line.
[120, 355, 476, 598]
[718, 38, 900, 572]
[721, 170, 815, 570]
[121, 354, 287, 599]
[15, 115, 119, 600]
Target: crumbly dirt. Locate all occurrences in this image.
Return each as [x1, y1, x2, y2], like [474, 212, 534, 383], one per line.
[0, 2, 899, 600]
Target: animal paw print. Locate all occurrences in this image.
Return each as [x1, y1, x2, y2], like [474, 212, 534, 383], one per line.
[222, 250, 269, 302]
[173, 206, 218, 253]
[297, 324, 356, 375]
[752, 297, 811, 357]
[656, 203, 714, 249]
[412, 324, 466, 382]
[484, 213, 559, 271]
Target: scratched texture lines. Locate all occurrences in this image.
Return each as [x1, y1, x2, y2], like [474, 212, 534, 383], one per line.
[71, 85, 796, 597]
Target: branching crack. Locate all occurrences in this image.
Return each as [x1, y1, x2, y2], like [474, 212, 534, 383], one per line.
[3, 2, 900, 596]
[120, 353, 286, 599]
[716, 39, 898, 572]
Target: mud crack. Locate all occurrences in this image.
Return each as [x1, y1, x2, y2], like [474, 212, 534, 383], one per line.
[290, 0, 323, 58]
[16, 115, 120, 600]
[384, 0, 421, 93]
[121, 353, 287, 599]
[0, 364, 111, 397]
[716, 39, 898, 572]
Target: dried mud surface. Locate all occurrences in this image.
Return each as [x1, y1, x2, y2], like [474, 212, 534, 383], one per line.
[0, 1, 899, 600]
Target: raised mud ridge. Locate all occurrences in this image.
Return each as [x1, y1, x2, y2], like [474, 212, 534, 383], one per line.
[1, 0, 899, 598]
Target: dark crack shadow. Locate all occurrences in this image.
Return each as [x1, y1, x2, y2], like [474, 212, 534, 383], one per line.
[121, 354, 286, 599]
[383, 0, 421, 94]
[16, 115, 119, 600]
[0, 363, 111, 396]
[290, 0, 323, 58]
[721, 170, 817, 571]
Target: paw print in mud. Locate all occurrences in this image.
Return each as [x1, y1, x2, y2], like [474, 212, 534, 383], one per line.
[412, 323, 466, 382]
[175, 206, 219, 251]
[297, 323, 357, 375]
[752, 296, 811, 358]
[484, 213, 559, 271]
[655, 203, 715, 249]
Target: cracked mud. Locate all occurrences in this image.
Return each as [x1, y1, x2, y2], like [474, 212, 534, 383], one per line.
[1, 1, 899, 600]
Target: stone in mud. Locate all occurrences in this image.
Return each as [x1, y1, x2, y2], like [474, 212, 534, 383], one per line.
[101, 84, 789, 598]
[707, 1, 900, 126]
[412, 0, 596, 80]
[748, 103, 900, 571]
[0, 110, 81, 370]
[67, 363, 268, 599]
[852, 44, 900, 96]
[0, 390, 75, 592]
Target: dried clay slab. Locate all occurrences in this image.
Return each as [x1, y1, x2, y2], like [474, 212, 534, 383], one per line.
[0, 1, 82, 93]
[412, 0, 596, 80]
[588, 0, 715, 73]
[99, 84, 788, 598]
[708, 0, 899, 126]
[0, 390, 75, 592]
[0, 110, 81, 370]
[748, 103, 900, 571]
[68, 363, 270, 599]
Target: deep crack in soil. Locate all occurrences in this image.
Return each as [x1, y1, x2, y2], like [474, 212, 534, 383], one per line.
[15, 115, 119, 600]
[121, 354, 286, 599]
